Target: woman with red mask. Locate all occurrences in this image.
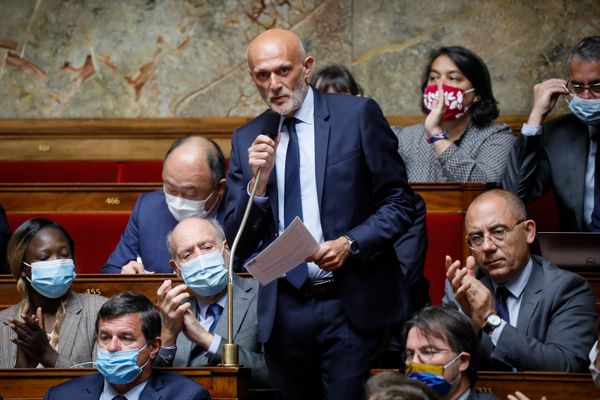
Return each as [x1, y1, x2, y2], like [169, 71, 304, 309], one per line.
[393, 46, 513, 182]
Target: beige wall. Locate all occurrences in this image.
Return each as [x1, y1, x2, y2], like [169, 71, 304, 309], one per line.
[0, 0, 597, 118]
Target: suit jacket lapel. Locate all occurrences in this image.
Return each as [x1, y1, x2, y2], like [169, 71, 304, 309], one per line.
[214, 278, 252, 340]
[313, 89, 330, 209]
[139, 372, 162, 400]
[82, 374, 105, 400]
[563, 119, 589, 230]
[58, 294, 83, 361]
[516, 258, 543, 333]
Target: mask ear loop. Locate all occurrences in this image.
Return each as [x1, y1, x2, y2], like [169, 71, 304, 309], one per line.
[562, 83, 573, 106]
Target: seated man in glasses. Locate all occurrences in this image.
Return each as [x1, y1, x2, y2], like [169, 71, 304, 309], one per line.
[402, 306, 498, 400]
[503, 35, 600, 231]
[444, 189, 596, 372]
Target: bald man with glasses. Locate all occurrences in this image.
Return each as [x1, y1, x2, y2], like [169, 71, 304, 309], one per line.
[444, 189, 596, 372]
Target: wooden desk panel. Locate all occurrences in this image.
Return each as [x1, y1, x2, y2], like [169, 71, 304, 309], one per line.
[0, 367, 251, 400]
[0, 274, 178, 310]
[476, 371, 599, 400]
[1, 182, 487, 214]
[0, 183, 160, 212]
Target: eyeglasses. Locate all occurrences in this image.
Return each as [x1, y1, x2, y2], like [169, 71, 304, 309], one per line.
[465, 219, 526, 251]
[566, 81, 600, 97]
[403, 347, 453, 363]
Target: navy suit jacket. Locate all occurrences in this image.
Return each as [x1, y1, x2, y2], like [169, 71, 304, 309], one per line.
[44, 370, 211, 400]
[225, 89, 416, 342]
[503, 114, 590, 231]
[102, 190, 226, 273]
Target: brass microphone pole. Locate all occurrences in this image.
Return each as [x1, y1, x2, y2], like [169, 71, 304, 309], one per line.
[221, 110, 280, 366]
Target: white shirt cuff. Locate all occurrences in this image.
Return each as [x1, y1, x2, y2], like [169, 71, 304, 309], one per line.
[206, 334, 222, 358]
[521, 123, 542, 136]
[246, 181, 269, 206]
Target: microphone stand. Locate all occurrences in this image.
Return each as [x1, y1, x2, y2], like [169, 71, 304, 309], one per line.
[221, 168, 264, 366]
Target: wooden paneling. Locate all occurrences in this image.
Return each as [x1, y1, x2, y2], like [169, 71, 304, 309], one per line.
[0, 367, 252, 400]
[0, 116, 527, 161]
[0, 183, 160, 212]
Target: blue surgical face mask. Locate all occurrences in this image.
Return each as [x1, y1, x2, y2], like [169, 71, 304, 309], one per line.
[24, 259, 76, 299]
[569, 95, 600, 125]
[178, 246, 228, 297]
[96, 344, 149, 384]
[405, 354, 461, 396]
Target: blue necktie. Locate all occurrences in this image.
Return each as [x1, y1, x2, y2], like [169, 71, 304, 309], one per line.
[495, 286, 510, 323]
[207, 303, 223, 334]
[283, 117, 308, 288]
[590, 133, 600, 231]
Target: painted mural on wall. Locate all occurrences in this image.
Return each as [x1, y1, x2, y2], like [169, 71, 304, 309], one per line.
[0, 0, 597, 118]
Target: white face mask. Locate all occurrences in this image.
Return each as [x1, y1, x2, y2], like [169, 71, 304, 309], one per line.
[164, 188, 216, 221]
[589, 341, 600, 388]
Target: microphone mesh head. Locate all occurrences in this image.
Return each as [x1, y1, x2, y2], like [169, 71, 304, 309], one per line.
[262, 110, 281, 139]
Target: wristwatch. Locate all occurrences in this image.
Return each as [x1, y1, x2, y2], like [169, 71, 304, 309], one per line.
[483, 313, 502, 334]
[343, 235, 360, 257]
[427, 129, 449, 144]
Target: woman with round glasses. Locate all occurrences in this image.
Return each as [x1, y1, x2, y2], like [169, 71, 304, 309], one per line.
[0, 218, 106, 367]
[393, 46, 514, 183]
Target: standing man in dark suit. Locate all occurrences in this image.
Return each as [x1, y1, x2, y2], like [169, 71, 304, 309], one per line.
[444, 189, 596, 372]
[154, 217, 268, 387]
[44, 292, 211, 400]
[225, 29, 416, 400]
[102, 135, 227, 273]
[503, 36, 600, 231]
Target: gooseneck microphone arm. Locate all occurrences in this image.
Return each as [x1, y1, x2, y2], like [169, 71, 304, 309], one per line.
[221, 110, 281, 366]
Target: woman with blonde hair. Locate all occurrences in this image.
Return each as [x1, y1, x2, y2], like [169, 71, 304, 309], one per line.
[0, 218, 106, 367]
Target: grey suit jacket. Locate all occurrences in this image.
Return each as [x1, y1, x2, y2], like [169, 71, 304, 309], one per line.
[0, 292, 106, 368]
[394, 121, 514, 183]
[444, 255, 596, 372]
[156, 277, 268, 387]
[503, 114, 590, 231]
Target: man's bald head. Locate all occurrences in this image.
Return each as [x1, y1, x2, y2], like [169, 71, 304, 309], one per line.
[166, 217, 226, 261]
[466, 189, 528, 226]
[247, 29, 306, 68]
[162, 136, 226, 205]
[246, 29, 314, 116]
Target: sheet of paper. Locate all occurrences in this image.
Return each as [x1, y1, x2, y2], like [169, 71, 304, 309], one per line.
[243, 217, 320, 285]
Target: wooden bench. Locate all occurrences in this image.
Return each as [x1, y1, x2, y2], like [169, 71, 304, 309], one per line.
[0, 367, 255, 400]
[0, 116, 526, 163]
[2, 182, 488, 301]
[373, 370, 600, 400]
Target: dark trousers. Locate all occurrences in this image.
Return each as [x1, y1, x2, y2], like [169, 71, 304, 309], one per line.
[264, 285, 383, 400]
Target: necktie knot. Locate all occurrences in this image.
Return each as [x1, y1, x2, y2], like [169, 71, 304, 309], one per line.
[207, 303, 223, 334]
[283, 117, 298, 131]
[112, 396, 128, 400]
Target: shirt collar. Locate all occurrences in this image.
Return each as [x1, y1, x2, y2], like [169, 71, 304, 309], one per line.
[492, 257, 533, 298]
[103, 378, 148, 400]
[196, 292, 227, 319]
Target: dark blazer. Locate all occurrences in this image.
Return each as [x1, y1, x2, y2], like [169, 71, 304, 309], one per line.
[225, 89, 416, 342]
[155, 276, 268, 387]
[503, 114, 590, 231]
[466, 390, 500, 400]
[44, 370, 211, 400]
[101, 190, 226, 273]
[444, 255, 596, 372]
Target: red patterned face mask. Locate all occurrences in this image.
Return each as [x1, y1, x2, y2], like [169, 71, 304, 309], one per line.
[423, 83, 475, 120]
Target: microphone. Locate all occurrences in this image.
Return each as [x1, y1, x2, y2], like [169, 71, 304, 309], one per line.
[262, 109, 281, 140]
[222, 109, 281, 367]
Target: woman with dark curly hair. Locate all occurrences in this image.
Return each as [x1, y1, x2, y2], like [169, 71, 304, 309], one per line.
[0, 218, 106, 367]
[393, 46, 514, 182]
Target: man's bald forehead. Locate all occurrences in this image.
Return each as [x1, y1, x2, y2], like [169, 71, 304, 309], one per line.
[466, 189, 527, 223]
[247, 28, 306, 65]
